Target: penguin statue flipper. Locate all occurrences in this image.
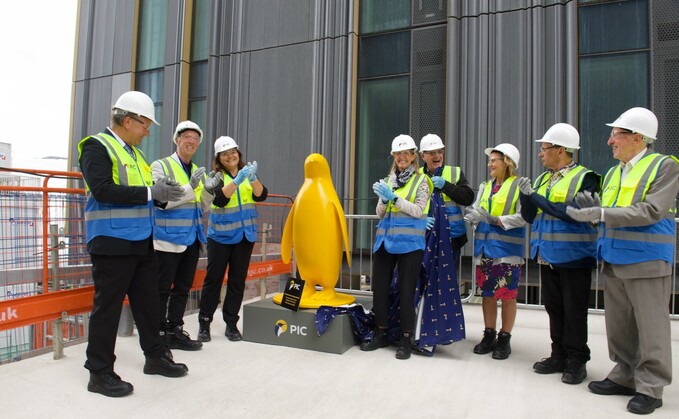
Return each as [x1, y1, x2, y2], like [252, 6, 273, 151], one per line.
[332, 200, 351, 268]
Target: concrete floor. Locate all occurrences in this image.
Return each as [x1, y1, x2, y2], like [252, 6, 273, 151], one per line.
[2, 297, 678, 419]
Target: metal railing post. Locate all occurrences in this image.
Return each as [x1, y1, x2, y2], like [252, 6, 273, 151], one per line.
[260, 223, 271, 300]
[52, 311, 67, 360]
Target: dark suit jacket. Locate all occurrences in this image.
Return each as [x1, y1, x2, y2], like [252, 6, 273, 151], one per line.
[79, 129, 154, 256]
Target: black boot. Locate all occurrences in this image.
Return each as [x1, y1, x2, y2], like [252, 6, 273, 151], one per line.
[167, 326, 203, 351]
[492, 330, 512, 360]
[359, 327, 389, 351]
[197, 316, 211, 342]
[395, 331, 413, 360]
[143, 355, 188, 377]
[225, 323, 243, 341]
[87, 371, 133, 397]
[473, 328, 497, 355]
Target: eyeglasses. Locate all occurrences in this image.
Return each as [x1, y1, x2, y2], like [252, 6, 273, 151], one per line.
[220, 149, 239, 156]
[488, 158, 503, 164]
[539, 145, 561, 153]
[393, 151, 414, 157]
[423, 150, 444, 156]
[127, 115, 150, 131]
[609, 130, 633, 138]
[180, 133, 200, 142]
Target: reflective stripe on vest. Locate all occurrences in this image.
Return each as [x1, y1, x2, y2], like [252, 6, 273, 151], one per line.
[78, 133, 153, 243]
[373, 173, 432, 254]
[529, 165, 598, 263]
[208, 177, 258, 244]
[152, 156, 207, 245]
[473, 176, 525, 258]
[599, 153, 676, 265]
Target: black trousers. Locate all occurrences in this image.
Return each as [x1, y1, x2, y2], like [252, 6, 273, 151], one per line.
[199, 237, 255, 327]
[156, 240, 201, 330]
[540, 264, 592, 363]
[372, 246, 423, 332]
[85, 250, 165, 373]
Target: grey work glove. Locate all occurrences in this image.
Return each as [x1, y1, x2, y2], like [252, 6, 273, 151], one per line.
[574, 191, 601, 209]
[464, 208, 482, 226]
[151, 176, 184, 203]
[190, 167, 206, 189]
[517, 177, 534, 195]
[203, 171, 223, 194]
[478, 207, 499, 225]
[566, 206, 601, 223]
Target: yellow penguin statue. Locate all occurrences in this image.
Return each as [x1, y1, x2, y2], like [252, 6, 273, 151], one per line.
[274, 153, 355, 308]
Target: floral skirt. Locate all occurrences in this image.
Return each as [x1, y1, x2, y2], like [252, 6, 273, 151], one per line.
[475, 256, 521, 300]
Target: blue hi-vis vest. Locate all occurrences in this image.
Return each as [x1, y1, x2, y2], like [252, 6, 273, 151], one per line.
[419, 165, 466, 238]
[530, 165, 598, 264]
[153, 156, 207, 246]
[207, 175, 258, 244]
[473, 176, 525, 258]
[598, 153, 677, 265]
[373, 173, 432, 254]
[78, 133, 153, 243]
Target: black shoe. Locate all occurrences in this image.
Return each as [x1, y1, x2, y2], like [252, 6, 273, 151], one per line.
[473, 328, 496, 355]
[533, 356, 566, 374]
[561, 361, 587, 385]
[225, 324, 243, 341]
[143, 355, 188, 377]
[167, 326, 203, 351]
[588, 378, 636, 396]
[627, 393, 662, 415]
[87, 372, 133, 397]
[395, 331, 413, 360]
[360, 328, 389, 351]
[197, 317, 211, 342]
[492, 331, 511, 360]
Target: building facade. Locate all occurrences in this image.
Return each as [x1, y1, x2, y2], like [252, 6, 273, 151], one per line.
[69, 0, 679, 216]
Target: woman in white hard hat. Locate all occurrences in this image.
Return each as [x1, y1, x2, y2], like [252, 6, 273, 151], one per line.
[465, 143, 526, 360]
[196, 136, 268, 343]
[360, 134, 432, 360]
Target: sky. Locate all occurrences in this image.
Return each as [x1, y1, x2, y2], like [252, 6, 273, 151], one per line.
[0, 1, 78, 171]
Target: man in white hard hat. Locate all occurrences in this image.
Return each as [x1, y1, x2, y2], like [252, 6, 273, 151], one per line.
[151, 121, 212, 352]
[78, 91, 189, 397]
[566, 107, 679, 414]
[517, 123, 601, 385]
[416, 134, 473, 348]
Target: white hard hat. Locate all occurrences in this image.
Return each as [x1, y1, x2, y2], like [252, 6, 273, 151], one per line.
[484, 143, 520, 168]
[113, 91, 159, 125]
[214, 136, 238, 156]
[419, 133, 445, 152]
[606, 107, 658, 141]
[536, 123, 580, 150]
[173, 120, 203, 144]
[391, 134, 417, 154]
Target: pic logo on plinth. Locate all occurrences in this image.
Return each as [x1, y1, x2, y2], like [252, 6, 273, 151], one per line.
[274, 320, 288, 337]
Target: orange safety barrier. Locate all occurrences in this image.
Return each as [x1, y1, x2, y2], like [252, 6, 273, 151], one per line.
[0, 168, 293, 348]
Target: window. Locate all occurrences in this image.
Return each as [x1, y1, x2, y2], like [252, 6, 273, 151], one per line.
[578, 0, 649, 175]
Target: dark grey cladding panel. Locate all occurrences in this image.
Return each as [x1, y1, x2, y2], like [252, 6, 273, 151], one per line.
[447, 0, 577, 189]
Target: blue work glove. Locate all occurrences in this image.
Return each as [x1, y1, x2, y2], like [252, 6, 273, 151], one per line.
[373, 182, 396, 201]
[478, 207, 499, 225]
[233, 166, 252, 185]
[247, 161, 258, 182]
[372, 181, 388, 202]
[517, 177, 534, 195]
[431, 176, 445, 189]
[203, 171, 223, 193]
[426, 216, 435, 230]
[566, 206, 601, 223]
[574, 191, 601, 209]
[190, 167, 206, 189]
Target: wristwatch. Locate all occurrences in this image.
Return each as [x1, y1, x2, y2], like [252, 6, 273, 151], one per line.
[392, 196, 399, 204]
